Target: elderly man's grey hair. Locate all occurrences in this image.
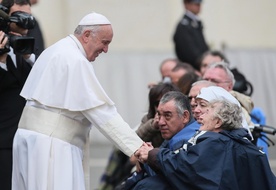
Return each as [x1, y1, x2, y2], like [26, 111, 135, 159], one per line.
[74, 25, 101, 36]
[207, 62, 236, 86]
[160, 91, 192, 121]
[209, 99, 242, 130]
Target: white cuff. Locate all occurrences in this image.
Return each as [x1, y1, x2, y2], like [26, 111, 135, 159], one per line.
[24, 53, 36, 66]
[0, 62, 7, 70]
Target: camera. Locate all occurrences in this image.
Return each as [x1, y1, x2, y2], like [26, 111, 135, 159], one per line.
[0, 5, 36, 55]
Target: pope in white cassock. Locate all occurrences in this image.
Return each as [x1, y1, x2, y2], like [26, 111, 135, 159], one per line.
[11, 12, 143, 190]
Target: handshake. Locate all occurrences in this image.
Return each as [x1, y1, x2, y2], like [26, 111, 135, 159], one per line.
[134, 142, 154, 164]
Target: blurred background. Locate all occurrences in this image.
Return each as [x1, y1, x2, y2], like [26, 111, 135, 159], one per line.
[32, 0, 276, 135]
[31, 0, 276, 188]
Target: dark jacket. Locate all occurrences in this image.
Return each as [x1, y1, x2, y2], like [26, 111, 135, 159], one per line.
[173, 14, 209, 70]
[0, 55, 32, 148]
[131, 120, 200, 190]
[147, 128, 276, 190]
[27, 19, 45, 59]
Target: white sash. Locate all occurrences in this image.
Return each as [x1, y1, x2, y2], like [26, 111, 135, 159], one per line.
[19, 106, 91, 190]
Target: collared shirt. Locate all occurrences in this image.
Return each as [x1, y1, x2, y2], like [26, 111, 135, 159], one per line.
[0, 49, 35, 71]
[185, 10, 200, 22]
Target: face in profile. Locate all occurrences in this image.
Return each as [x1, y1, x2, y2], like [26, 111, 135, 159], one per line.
[198, 102, 221, 132]
[194, 98, 209, 123]
[160, 60, 177, 79]
[188, 85, 203, 119]
[203, 68, 233, 91]
[86, 25, 113, 62]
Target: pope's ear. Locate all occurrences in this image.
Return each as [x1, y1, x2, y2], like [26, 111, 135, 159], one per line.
[84, 30, 91, 37]
[82, 30, 91, 42]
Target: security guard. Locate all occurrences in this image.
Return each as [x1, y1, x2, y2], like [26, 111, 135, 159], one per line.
[173, 0, 209, 71]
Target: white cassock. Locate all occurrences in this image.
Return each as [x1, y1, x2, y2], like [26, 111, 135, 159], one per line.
[12, 35, 143, 190]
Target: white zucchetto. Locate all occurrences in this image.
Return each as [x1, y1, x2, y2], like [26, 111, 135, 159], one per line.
[78, 12, 111, 26]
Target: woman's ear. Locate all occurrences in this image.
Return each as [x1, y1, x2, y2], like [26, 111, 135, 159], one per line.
[214, 118, 222, 129]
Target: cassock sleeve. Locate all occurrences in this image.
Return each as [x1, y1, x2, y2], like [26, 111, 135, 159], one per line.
[82, 103, 143, 157]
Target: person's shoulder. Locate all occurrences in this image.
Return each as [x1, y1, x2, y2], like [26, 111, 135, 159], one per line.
[180, 15, 191, 26]
[230, 90, 254, 112]
[38, 39, 88, 69]
[197, 131, 227, 143]
[53, 37, 85, 58]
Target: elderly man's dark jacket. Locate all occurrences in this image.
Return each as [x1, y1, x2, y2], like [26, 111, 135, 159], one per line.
[144, 128, 276, 190]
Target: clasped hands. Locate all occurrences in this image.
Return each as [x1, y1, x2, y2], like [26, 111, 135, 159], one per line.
[134, 142, 154, 164]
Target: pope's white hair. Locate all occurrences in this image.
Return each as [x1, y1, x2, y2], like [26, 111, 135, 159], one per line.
[74, 25, 101, 36]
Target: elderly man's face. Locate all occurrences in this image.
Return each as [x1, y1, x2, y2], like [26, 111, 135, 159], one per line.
[86, 25, 113, 62]
[157, 100, 186, 140]
[203, 67, 233, 91]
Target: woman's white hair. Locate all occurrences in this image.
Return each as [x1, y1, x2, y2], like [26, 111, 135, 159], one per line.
[209, 99, 243, 130]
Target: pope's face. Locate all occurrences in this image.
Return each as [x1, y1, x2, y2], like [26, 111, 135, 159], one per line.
[87, 25, 113, 62]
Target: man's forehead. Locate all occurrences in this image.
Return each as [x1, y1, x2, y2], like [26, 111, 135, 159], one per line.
[97, 25, 113, 37]
[189, 85, 201, 95]
[205, 67, 225, 74]
[10, 4, 31, 14]
[158, 101, 175, 111]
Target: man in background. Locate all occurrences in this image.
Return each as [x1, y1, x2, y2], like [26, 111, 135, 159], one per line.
[0, 0, 36, 189]
[173, 0, 209, 71]
[202, 62, 269, 155]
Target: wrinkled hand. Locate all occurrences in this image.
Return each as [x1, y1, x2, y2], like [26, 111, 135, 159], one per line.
[134, 142, 154, 163]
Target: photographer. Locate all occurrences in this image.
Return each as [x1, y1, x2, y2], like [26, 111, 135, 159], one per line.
[0, 0, 35, 189]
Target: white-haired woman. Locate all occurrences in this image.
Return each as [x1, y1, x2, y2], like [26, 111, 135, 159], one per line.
[134, 93, 276, 190]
